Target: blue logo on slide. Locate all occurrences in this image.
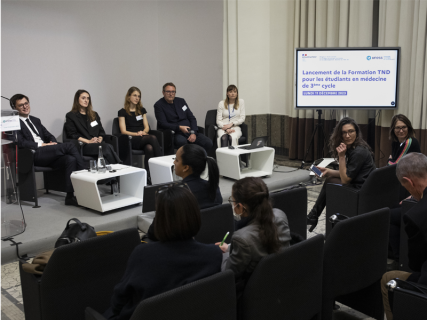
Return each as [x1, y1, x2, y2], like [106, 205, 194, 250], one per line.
[367, 56, 371, 60]
[391, 101, 395, 106]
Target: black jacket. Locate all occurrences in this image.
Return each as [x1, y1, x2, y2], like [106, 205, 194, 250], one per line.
[154, 97, 198, 133]
[183, 174, 223, 209]
[16, 116, 56, 149]
[65, 111, 106, 140]
[404, 187, 427, 285]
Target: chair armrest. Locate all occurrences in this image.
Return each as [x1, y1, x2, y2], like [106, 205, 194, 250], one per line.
[157, 129, 174, 155]
[18, 149, 35, 174]
[85, 307, 107, 320]
[206, 124, 217, 141]
[198, 126, 205, 135]
[148, 130, 164, 156]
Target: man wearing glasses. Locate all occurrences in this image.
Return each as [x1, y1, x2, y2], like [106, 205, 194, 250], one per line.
[154, 83, 213, 152]
[10, 94, 86, 206]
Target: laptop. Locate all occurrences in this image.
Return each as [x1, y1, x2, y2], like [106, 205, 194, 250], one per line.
[238, 136, 268, 150]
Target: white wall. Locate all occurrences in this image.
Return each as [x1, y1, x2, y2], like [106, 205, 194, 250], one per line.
[1, 0, 223, 138]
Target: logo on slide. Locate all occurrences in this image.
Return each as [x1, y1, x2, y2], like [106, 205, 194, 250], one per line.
[367, 56, 371, 60]
[391, 101, 395, 106]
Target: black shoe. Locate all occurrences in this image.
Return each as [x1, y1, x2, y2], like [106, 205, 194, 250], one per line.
[65, 196, 80, 207]
[307, 209, 319, 232]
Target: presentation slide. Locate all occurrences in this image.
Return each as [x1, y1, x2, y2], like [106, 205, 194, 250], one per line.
[295, 49, 399, 109]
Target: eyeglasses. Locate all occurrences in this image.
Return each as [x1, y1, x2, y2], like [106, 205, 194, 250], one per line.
[164, 91, 176, 94]
[16, 102, 29, 108]
[228, 196, 236, 205]
[394, 126, 407, 132]
[342, 129, 356, 137]
[156, 182, 188, 195]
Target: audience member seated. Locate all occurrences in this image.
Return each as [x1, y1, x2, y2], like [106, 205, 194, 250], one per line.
[306, 117, 376, 231]
[104, 185, 222, 320]
[217, 177, 291, 296]
[381, 153, 427, 320]
[154, 82, 212, 152]
[216, 84, 245, 147]
[118, 86, 161, 174]
[147, 144, 222, 241]
[387, 114, 421, 262]
[65, 89, 121, 164]
[11, 93, 85, 206]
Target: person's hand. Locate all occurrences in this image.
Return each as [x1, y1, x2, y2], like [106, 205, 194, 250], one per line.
[41, 142, 56, 147]
[215, 242, 229, 253]
[222, 123, 233, 131]
[141, 131, 149, 136]
[179, 126, 191, 134]
[97, 136, 103, 143]
[187, 133, 196, 143]
[317, 166, 329, 178]
[399, 195, 413, 205]
[336, 143, 347, 158]
[89, 137, 98, 143]
[136, 131, 144, 136]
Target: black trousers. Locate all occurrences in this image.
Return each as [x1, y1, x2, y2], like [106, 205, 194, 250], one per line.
[33, 143, 86, 193]
[82, 142, 121, 164]
[174, 132, 213, 152]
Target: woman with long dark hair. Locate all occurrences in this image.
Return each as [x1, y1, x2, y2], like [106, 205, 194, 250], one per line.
[65, 90, 121, 164]
[388, 114, 420, 165]
[306, 117, 376, 231]
[218, 177, 291, 293]
[118, 87, 162, 171]
[104, 185, 222, 320]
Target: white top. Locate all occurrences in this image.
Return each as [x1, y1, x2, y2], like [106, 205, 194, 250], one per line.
[216, 99, 245, 128]
[20, 116, 43, 147]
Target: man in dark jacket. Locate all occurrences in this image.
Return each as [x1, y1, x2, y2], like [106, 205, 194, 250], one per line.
[154, 82, 213, 152]
[11, 93, 86, 206]
[381, 152, 427, 319]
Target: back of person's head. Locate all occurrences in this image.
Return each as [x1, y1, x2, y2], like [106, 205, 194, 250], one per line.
[154, 184, 201, 242]
[10, 94, 29, 110]
[396, 153, 427, 182]
[181, 144, 220, 200]
[389, 114, 415, 142]
[232, 177, 280, 254]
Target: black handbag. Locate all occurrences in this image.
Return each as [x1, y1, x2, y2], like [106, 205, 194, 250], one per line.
[54, 218, 97, 248]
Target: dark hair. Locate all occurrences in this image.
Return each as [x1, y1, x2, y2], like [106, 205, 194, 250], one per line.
[124, 87, 144, 116]
[154, 186, 201, 241]
[329, 117, 373, 158]
[181, 144, 220, 200]
[389, 114, 415, 142]
[232, 177, 280, 254]
[10, 94, 29, 109]
[71, 90, 96, 122]
[162, 82, 176, 91]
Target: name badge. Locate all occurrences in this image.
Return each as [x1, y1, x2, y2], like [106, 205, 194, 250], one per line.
[90, 121, 98, 127]
[136, 115, 143, 121]
[229, 109, 235, 117]
[182, 105, 188, 111]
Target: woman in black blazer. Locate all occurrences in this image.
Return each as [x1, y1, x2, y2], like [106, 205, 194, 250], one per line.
[65, 90, 121, 164]
[104, 185, 222, 320]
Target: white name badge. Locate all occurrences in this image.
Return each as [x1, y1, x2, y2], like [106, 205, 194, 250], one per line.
[136, 115, 143, 121]
[90, 121, 98, 127]
[182, 105, 188, 111]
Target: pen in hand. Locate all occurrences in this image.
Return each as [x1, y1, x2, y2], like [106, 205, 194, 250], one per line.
[220, 232, 229, 247]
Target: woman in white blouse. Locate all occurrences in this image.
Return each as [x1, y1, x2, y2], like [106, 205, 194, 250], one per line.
[216, 85, 246, 147]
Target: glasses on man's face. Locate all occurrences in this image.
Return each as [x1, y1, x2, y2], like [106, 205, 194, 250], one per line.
[164, 91, 176, 95]
[394, 126, 408, 132]
[228, 196, 236, 205]
[156, 182, 188, 195]
[342, 129, 356, 137]
[16, 102, 29, 109]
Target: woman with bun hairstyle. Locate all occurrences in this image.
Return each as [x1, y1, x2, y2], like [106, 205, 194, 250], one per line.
[216, 84, 246, 147]
[218, 177, 291, 293]
[118, 87, 162, 171]
[388, 114, 420, 165]
[65, 90, 121, 164]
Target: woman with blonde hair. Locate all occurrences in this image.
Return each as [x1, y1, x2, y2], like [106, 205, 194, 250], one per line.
[216, 85, 246, 147]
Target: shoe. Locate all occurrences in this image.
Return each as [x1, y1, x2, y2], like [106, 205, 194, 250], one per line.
[307, 209, 319, 232]
[65, 196, 80, 207]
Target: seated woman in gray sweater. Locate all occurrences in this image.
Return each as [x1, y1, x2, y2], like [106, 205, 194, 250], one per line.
[217, 177, 291, 295]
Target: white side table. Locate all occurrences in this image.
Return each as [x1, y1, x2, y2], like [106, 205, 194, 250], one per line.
[216, 146, 275, 180]
[71, 164, 146, 212]
[148, 155, 181, 185]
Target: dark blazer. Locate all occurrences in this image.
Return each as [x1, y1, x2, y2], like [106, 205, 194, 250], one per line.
[183, 174, 223, 209]
[16, 116, 57, 149]
[404, 186, 427, 284]
[104, 239, 222, 320]
[65, 111, 106, 140]
[154, 97, 198, 133]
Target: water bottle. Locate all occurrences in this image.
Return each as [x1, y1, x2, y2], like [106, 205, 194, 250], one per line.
[97, 146, 107, 173]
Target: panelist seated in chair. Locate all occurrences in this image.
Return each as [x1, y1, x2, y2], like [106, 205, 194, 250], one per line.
[381, 153, 427, 320]
[11, 93, 85, 206]
[217, 177, 291, 297]
[104, 185, 222, 320]
[118, 86, 162, 171]
[65, 90, 121, 164]
[146, 144, 222, 241]
[154, 82, 212, 152]
[216, 84, 246, 147]
[306, 117, 376, 232]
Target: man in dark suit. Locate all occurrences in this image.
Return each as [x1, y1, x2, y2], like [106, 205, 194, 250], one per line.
[154, 82, 213, 152]
[381, 152, 427, 319]
[11, 94, 86, 206]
